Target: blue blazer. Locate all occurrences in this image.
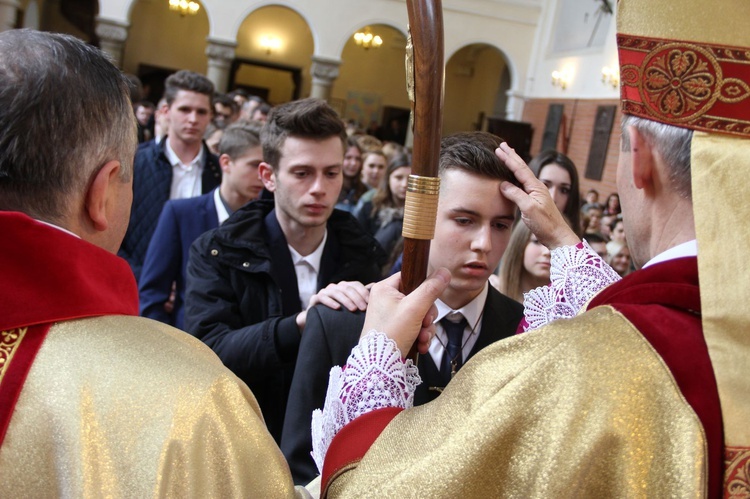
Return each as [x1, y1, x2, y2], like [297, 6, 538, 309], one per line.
[139, 190, 220, 329]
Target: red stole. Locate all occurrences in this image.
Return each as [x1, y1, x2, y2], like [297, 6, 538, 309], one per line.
[0, 212, 138, 447]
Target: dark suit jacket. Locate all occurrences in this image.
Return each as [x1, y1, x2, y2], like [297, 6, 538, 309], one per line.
[119, 138, 221, 281]
[280, 286, 524, 484]
[139, 191, 220, 330]
[184, 202, 386, 443]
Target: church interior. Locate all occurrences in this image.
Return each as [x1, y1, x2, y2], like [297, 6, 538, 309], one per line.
[5, 0, 622, 194]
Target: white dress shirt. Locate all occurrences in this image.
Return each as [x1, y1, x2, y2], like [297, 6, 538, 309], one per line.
[642, 239, 698, 268]
[429, 282, 489, 369]
[36, 219, 80, 239]
[165, 138, 204, 200]
[288, 231, 328, 309]
[213, 188, 231, 225]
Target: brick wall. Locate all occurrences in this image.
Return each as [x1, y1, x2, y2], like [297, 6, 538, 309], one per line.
[520, 98, 622, 201]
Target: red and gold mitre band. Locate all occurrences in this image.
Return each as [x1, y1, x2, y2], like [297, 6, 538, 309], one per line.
[618, 34, 750, 138]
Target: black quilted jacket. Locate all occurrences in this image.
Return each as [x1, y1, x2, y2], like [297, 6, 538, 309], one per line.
[183, 200, 386, 442]
[118, 138, 220, 281]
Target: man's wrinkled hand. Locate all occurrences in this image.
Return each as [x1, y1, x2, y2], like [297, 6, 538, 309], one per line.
[496, 142, 580, 250]
[361, 269, 451, 357]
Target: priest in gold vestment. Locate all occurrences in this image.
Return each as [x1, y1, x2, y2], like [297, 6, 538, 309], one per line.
[315, 0, 750, 496]
[0, 30, 305, 497]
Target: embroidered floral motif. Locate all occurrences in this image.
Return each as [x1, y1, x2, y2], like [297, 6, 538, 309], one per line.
[618, 35, 750, 138]
[311, 331, 420, 473]
[642, 46, 718, 121]
[0, 328, 27, 383]
[725, 446, 750, 498]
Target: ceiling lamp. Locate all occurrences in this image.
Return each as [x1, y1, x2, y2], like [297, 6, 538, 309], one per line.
[169, 0, 200, 16]
[353, 29, 383, 50]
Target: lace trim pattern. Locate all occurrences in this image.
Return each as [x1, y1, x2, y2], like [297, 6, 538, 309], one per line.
[310, 330, 420, 473]
[523, 240, 622, 331]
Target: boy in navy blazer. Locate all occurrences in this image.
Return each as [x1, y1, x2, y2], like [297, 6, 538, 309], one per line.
[139, 122, 264, 329]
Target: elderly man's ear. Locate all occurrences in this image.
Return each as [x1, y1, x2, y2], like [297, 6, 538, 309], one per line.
[85, 160, 126, 232]
[627, 126, 655, 191]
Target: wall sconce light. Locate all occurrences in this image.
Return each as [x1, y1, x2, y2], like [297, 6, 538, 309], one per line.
[601, 66, 620, 89]
[168, 0, 200, 16]
[260, 36, 282, 55]
[353, 29, 383, 50]
[551, 68, 573, 90]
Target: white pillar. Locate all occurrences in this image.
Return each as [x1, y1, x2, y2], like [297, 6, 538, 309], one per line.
[205, 38, 236, 94]
[0, 0, 19, 32]
[505, 90, 526, 121]
[95, 18, 129, 68]
[310, 56, 341, 101]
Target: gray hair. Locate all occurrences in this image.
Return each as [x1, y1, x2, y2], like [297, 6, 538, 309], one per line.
[621, 114, 692, 199]
[0, 29, 136, 221]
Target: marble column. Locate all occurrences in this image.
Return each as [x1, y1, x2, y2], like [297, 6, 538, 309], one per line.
[205, 38, 236, 94]
[95, 18, 129, 68]
[310, 56, 341, 101]
[0, 0, 19, 32]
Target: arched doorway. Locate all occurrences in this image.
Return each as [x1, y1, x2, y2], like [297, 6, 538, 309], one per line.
[122, 0, 209, 103]
[232, 5, 314, 105]
[334, 23, 409, 141]
[443, 43, 511, 135]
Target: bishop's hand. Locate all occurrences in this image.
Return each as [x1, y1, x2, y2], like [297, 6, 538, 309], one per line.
[361, 268, 450, 357]
[496, 142, 581, 250]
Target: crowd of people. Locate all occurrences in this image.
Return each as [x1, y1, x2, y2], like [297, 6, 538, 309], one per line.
[2, 0, 748, 493]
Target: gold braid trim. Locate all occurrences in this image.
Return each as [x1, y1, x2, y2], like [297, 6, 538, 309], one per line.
[0, 327, 28, 385]
[402, 175, 440, 240]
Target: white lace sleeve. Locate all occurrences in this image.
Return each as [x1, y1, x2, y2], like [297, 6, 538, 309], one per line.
[310, 330, 420, 473]
[522, 240, 622, 331]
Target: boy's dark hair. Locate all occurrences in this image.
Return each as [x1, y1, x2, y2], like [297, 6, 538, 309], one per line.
[438, 132, 521, 187]
[219, 122, 262, 159]
[135, 100, 155, 111]
[163, 70, 214, 106]
[584, 232, 607, 244]
[214, 93, 239, 114]
[228, 88, 249, 99]
[260, 98, 346, 170]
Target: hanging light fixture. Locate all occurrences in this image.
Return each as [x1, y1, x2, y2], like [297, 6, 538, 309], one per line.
[169, 0, 200, 16]
[353, 28, 383, 50]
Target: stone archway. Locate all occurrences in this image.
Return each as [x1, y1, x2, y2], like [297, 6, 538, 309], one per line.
[443, 43, 511, 135]
[334, 23, 409, 137]
[121, 0, 209, 101]
[232, 5, 314, 104]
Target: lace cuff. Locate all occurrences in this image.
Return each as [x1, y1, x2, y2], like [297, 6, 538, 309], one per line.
[310, 331, 420, 473]
[522, 240, 622, 331]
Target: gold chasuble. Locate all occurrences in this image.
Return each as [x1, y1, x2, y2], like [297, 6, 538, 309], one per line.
[323, 0, 750, 495]
[0, 212, 302, 497]
[328, 307, 707, 498]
